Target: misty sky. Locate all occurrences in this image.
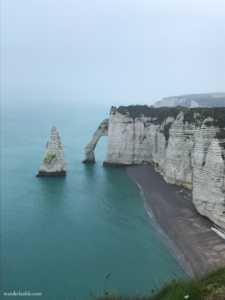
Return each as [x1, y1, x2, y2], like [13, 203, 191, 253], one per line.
[1, 0, 225, 106]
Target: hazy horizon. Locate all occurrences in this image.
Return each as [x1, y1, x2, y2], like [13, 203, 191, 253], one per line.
[1, 0, 225, 107]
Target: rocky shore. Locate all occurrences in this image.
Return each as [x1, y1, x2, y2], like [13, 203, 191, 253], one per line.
[127, 164, 225, 276]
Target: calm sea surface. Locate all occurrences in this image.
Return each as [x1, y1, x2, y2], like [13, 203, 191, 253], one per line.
[1, 98, 186, 300]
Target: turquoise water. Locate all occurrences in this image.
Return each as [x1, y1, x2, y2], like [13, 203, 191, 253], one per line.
[1, 99, 186, 300]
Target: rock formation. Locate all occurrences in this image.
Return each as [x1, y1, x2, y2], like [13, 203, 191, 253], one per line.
[36, 126, 66, 177]
[84, 105, 225, 230]
[153, 93, 225, 108]
[82, 119, 108, 163]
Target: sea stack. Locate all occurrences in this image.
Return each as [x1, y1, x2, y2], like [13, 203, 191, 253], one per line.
[36, 126, 66, 177]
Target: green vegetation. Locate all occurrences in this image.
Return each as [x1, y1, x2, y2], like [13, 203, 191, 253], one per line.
[116, 105, 189, 124]
[163, 123, 172, 141]
[183, 107, 225, 128]
[95, 266, 225, 300]
[43, 153, 56, 164]
[116, 106, 225, 128]
[216, 129, 225, 140]
[116, 106, 225, 142]
[204, 121, 214, 127]
[215, 130, 225, 153]
[98, 120, 109, 131]
[98, 124, 109, 131]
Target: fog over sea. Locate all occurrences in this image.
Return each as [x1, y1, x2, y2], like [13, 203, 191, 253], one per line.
[1, 97, 186, 300]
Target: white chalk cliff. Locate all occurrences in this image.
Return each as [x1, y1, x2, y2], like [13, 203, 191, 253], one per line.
[84, 106, 225, 230]
[153, 93, 225, 108]
[37, 126, 66, 176]
[83, 119, 108, 163]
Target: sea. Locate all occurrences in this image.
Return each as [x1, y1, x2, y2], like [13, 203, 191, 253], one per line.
[1, 97, 186, 300]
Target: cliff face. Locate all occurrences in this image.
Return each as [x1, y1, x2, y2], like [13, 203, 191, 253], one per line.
[36, 126, 66, 177]
[84, 106, 225, 230]
[154, 93, 225, 108]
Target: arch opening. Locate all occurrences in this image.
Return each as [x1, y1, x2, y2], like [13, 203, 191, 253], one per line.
[82, 119, 108, 163]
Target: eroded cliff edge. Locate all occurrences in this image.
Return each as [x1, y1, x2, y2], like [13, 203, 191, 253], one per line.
[84, 105, 225, 230]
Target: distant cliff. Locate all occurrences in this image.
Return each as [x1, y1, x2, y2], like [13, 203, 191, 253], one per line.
[153, 93, 225, 108]
[83, 105, 225, 230]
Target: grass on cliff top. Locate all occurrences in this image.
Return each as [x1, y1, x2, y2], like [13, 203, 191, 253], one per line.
[95, 266, 225, 300]
[116, 106, 225, 128]
[116, 105, 188, 124]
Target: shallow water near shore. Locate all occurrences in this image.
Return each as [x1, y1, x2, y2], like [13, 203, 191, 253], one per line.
[1, 98, 186, 300]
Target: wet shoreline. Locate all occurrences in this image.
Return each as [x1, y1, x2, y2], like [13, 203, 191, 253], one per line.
[127, 164, 225, 276]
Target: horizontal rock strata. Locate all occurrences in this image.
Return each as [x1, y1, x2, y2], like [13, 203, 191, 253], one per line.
[84, 105, 225, 230]
[36, 126, 66, 177]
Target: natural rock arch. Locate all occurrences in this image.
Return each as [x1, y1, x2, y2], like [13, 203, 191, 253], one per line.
[82, 119, 108, 163]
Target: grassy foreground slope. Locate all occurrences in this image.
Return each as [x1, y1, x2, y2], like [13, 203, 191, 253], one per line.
[95, 267, 225, 300]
